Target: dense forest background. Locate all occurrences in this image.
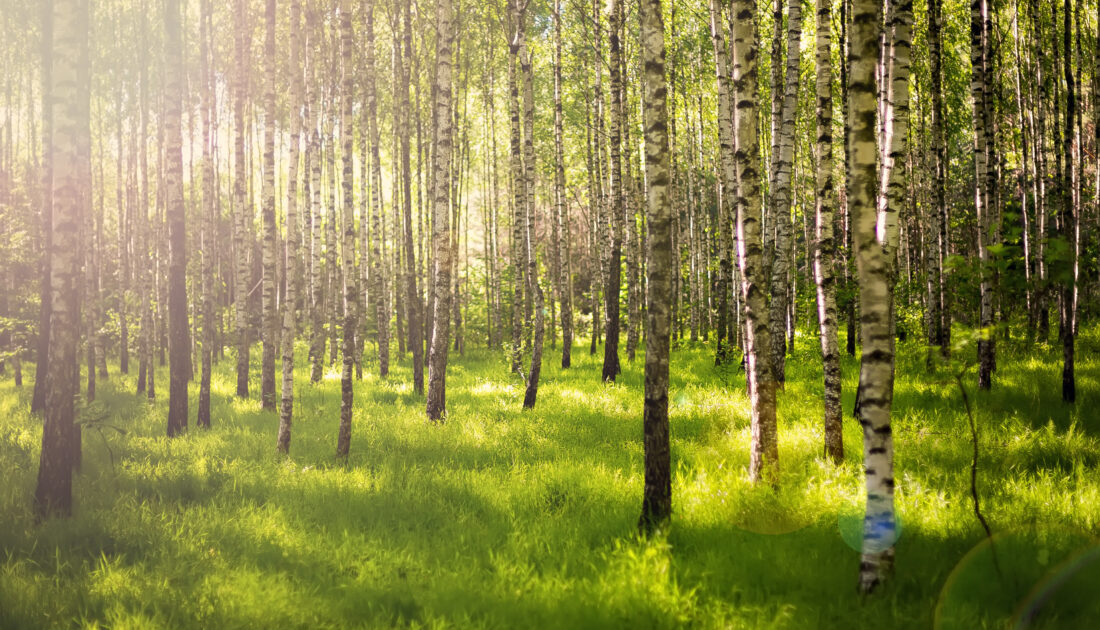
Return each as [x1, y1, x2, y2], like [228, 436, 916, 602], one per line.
[0, 0, 1097, 625]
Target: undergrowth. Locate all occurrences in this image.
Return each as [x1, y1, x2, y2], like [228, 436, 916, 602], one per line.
[1, 326, 1097, 629]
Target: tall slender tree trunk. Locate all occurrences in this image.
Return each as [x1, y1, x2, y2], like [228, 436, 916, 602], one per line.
[708, 0, 735, 367]
[31, 0, 54, 416]
[307, 10, 325, 383]
[487, 57, 503, 351]
[1061, 0, 1077, 402]
[277, 0, 303, 452]
[234, 0, 251, 398]
[814, 0, 843, 464]
[165, 0, 188, 437]
[584, 25, 603, 357]
[85, 157, 97, 403]
[522, 47, 545, 409]
[115, 90, 129, 376]
[138, 19, 155, 399]
[260, 0, 278, 410]
[623, 60, 641, 364]
[35, 0, 89, 518]
[971, 0, 995, 389]
[851, 0, 897, 594]
[426, 0, 454, 422]
[767, 0, 804, 385]
[602, 0, 624, 382]
[553, 0, 573, 369]
[638, 0, 672, 533]
[878, 0, 913, 403]
[508, 0, 527, 375]
[336, 0, 359, 457]
[928, 0, 950, 357]
[197, 0, 215, 429]
[731, 0, 778, 484]
[325, 111, 339, 369]
[400, 1, 423, 394]
[364, 0, 388, 379]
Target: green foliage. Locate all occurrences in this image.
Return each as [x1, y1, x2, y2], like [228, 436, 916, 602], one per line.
[0, 327, 1098, 628]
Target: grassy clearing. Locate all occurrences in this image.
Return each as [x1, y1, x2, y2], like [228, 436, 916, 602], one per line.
[1, 328, 1098, 629]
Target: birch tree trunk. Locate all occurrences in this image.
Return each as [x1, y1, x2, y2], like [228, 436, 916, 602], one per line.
[813, 0, 843, 464]
[336, 0, 358, 458]
[877, 0, 912, 406]
[638, 0, 672, 533]
[1060, 0, 1077, 402]
[731, 0, 778, 483]
[197, 0, 215, 429]
[277, 0, 303, 452]
[767, 0, 803, 385]
[35, 0, 89, 518]
[487, 57, 503, 351]
[851, 0, 897, 594]
[522, 46, 545, 409]
[233, 0, 251, 398]
[400, 0, 423, 394]
[508, 0, 526, 375]
[708, 0, 736, 367]
[31, 0, 54, 415]
[426, 0, 454, 422]
[602, 0, 624, 382]
[553, 0, 573, 369]
[307, 6, 325, 383]
[364, 0, 388, 379]
[928, 0, 949, 357]
[260, 0, 278, 410]
[165, 0, 188, 437]
[971, 0, 995, 389]
[324, 111, 339, 369]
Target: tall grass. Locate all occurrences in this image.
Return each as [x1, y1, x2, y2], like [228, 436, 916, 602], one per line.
[1, 328, 1097, 628]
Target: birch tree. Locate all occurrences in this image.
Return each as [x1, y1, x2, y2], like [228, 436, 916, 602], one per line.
[813, 0, 842, 463]
[638, 0, 673, 533]
[335, 0, 358, 458]
[850, 0, 898, 594]
[427, 0, 454, 422]
[260, 0, 278, 410]
[165, 0, 188, 437]
[731, 0, 778, 483]
[767, 0, 803, 384]
[277, 0, 303, 453]
[34, 0, 89, 518]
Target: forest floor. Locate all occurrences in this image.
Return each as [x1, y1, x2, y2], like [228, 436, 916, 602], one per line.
[1, 327, 1099, 629]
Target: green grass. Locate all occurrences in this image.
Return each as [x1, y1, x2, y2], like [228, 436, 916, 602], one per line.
[1, 327, 1098, 629]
